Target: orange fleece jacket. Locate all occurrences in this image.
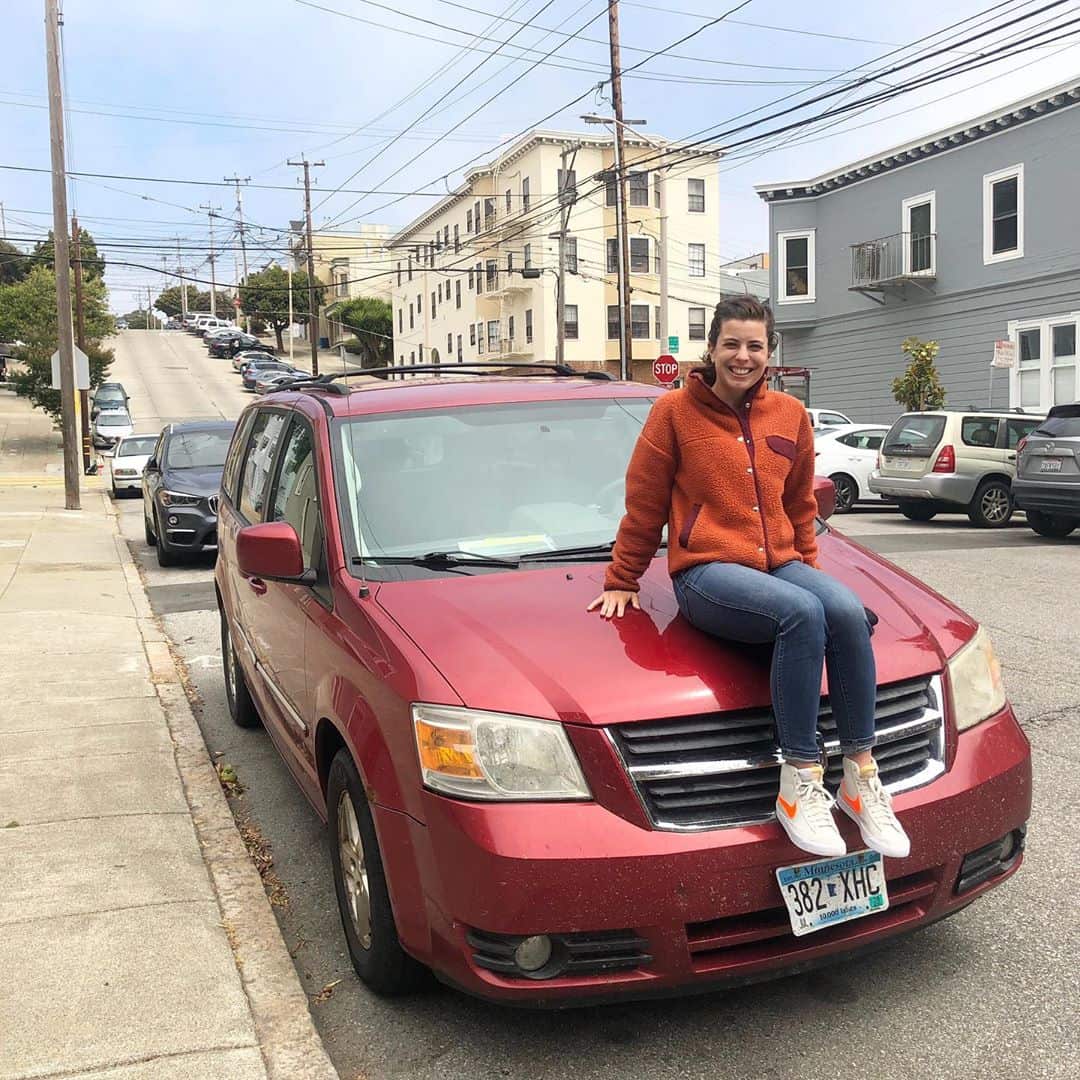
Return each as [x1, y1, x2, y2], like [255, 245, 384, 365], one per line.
[604, 372, 819, 592]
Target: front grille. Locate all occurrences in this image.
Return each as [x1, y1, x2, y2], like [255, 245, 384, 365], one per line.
[467, 929, 652, 980]
[611, 676, 945, 830]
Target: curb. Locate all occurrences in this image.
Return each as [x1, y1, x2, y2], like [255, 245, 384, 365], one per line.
[111, 510, 339, 1080]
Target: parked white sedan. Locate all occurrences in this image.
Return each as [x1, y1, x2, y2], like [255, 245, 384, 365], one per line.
[807, 407, 853, 429]
[814, 424, 890, 513]
[108, 433, 157, 497]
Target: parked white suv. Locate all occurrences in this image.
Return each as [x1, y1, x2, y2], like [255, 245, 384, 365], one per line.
[869, 410, 1045, 527]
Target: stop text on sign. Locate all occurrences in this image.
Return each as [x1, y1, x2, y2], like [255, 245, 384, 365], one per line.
[653, 355, 679, 384]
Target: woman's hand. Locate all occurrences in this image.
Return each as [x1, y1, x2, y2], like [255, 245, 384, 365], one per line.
[587, 590, 641, 619]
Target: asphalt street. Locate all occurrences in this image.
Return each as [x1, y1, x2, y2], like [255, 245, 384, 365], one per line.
[109, 330, 1080, 1080]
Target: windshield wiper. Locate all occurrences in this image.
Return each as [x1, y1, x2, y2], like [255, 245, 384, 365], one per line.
[519, 540, 667, 562]
[352, 551, 520, 569]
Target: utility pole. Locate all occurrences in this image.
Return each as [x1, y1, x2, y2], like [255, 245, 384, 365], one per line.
[0, 202, 6, 239]
[45, 0, 79, 509]
[176, 236, 188, 321]
[200, 203, 220, 316]
[225, 175, 251, 331]
[607, 0, 632, 380]
[287, 264, 294, 365]
[657, 162, 670, 358]
[288, 158, 325, 376]
[71, 213, 91, 472]
[553, 142, 580, 368]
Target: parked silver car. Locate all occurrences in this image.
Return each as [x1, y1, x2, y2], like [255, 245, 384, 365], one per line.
[869, 410, 1045, 527]
[1012, 403, 1080, 537]
[93, 408, 134, 450]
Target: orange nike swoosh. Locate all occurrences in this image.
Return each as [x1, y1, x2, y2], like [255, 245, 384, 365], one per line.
[777, 796, 798, 819]
[842, 790, 862, 814]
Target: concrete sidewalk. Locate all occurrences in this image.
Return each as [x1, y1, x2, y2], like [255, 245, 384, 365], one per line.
[0, 390, 337, 1080]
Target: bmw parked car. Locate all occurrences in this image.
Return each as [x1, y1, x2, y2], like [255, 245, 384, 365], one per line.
[142, 420, 235, 567]
[813, 424, 890, 513]
[108, 433, 157, 497]
[210, 333, 271, 359]
[242, 361, 302, 391]
[1012, 402, 1080, 537]
[214, 363, 1030, 1005]
[92, 407, 134, 449]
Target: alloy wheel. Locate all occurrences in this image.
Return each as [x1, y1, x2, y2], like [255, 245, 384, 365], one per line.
[981, 485, 1011, 524]
[337, 790, 372, 949]
[222, 620, 237, 709]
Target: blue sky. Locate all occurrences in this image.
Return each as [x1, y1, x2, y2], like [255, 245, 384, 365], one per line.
[4, 0, 1079, 313]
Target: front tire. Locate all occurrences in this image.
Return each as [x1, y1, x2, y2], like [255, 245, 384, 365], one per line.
[899, 501, 938, 522]
[327, 750, 427, 996]
[1026, 509, 1078, 538]
[830, 473, 858, 514]
[968, 479, 1013, 528]
[220, 610, 260, 728]
[144, 512, 156, 545]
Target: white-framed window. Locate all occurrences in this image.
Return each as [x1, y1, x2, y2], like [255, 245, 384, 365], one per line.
[984, 164, 1023, 264]
[630, 236, 650, 274]
[522, 176, 530, 212]
[566, 237, 577, 275]
[688, 178, 705, 213]
[687, 243, 705, 278]
[901, 191, 935, 276]
[1008, 313, 1078, 411]
[688, 306, 707, 340]
[487, 320, 499, 351]
[777, 229, 815, 303]
[628, 172, 649, 207]
[606, 238, 618, 274]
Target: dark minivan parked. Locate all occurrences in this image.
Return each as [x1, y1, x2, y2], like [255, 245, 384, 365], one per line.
[143, 420, 235, 566]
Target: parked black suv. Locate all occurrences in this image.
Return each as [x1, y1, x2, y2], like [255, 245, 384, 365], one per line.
[1013, 403, 1080, 537]
[142, 420, 236, 566]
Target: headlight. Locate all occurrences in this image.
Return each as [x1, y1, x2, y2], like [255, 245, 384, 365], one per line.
[160, 490, 201, 507]
[948, 626, 1006, 731]
[412, 704, 591, 801]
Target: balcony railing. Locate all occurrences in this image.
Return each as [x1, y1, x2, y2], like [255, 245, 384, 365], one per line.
[850, 232, 937, 290]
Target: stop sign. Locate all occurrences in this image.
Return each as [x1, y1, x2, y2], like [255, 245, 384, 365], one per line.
[653, 355, 679, 384]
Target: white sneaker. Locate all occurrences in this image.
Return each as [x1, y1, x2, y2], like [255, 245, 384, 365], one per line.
[776, 763, 846, 858]
[838, 758, 911, 859]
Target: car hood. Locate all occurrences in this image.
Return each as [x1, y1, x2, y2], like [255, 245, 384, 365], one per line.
[159, 466, 223, 497]
[374, 530, 975, 726]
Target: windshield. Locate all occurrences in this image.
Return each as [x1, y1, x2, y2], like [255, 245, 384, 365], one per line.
[884, 415, 945, 456]
[164, 428, 233, 469]
[99, 412, 130, 427]
[335, 397, 656, 561]
[116, 436, 156, 457]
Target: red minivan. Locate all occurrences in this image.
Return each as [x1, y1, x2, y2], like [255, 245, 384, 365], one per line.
[214, 366, 1030, 1006]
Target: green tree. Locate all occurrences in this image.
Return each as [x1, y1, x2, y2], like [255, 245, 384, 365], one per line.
[155, 284, 199, 318]
[33, 228, 105, 280]
[1, 265, 114, 425]
[892, 337, 946, 412]
[239, 266, 322, 353]
[122, 309, 154, 330]
[336, 296, 392, 370]
[0, 240, 29, 285]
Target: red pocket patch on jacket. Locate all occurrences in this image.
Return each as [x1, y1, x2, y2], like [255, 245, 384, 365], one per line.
[765, 435, 797, 461]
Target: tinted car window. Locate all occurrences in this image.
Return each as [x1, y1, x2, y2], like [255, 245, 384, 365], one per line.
[98, 412, 131, 427]
[221, 411, 256, 505]
[164, 428, 233, 469]
[883, 415, 945, 456]
[238, 412, 287, 522]
[1006, 418, 1041, 447]
[821, 412, 849, 425]
[269, 420, 321, 570]
[1033, 413, 1080, 437]
[960, 417, 1000, 448]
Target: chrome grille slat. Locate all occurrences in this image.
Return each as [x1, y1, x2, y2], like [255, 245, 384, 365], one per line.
[610, 675, 946, 831]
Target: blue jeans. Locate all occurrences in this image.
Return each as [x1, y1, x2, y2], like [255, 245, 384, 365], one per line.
[672, 560, 877, 762]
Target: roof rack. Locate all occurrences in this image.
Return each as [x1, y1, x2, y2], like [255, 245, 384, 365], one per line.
[284, 362, 614, 396]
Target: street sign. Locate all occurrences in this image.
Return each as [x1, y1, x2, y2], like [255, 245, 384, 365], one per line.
[654, 355, 679, 385]
[991, 340, 1016, 368]
[51, 345, 89, 390]
[667, 335, 679, 354]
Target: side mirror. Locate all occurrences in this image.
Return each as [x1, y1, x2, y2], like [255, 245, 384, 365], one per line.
[813, 475, 836, 521]
[237, 521, 313, 583]
[145, 457, 159, 472]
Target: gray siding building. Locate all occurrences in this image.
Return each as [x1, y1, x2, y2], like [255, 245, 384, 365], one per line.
[755, 80, 1080, 422]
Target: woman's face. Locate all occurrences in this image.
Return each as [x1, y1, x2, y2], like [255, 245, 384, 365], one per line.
[709, 319, 770, 399]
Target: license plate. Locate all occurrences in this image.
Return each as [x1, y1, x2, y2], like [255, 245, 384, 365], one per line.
[775, 850, 889, 937]
[886, 457, 922, 473]
[1040, 458, 1063, 473]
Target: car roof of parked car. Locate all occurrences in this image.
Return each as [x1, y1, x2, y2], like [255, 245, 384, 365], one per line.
[164, 420, 236, 435]
[277, 372, 661, 420]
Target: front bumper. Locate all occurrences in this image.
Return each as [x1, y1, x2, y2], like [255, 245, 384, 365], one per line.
[868, 470, 978, 505]
[155, 501, 218, 551]
[1012, 478, 1080, 516]
[379, 705, 1031, 1005]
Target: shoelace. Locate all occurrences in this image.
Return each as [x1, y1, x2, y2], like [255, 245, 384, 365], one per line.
[796, 772, 837, 829]
[855, 771, 899, 831]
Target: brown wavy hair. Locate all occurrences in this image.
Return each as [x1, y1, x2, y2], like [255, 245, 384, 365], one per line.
[690, 295, 778, 386]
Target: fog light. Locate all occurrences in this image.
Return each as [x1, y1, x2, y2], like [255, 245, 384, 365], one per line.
[168, 515, 178, 526]
[513, 935, 552, 973]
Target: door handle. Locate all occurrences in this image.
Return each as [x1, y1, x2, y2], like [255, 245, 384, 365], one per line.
[1006, 453, 1017, 461]
[247, 577, 267, 596]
